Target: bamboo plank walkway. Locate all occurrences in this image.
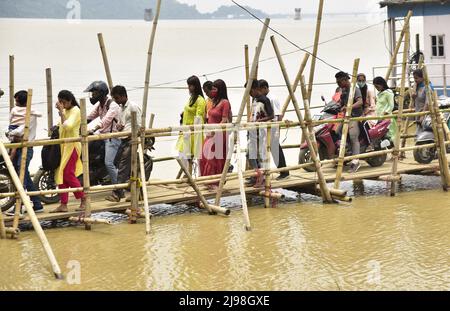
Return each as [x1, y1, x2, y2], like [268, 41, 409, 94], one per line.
[3, 154, 445, 225]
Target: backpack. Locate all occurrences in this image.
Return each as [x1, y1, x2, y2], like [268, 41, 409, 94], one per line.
[41, 126, 61, 171]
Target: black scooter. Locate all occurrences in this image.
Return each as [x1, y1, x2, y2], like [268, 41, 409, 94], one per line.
[32, 138, 155, 204]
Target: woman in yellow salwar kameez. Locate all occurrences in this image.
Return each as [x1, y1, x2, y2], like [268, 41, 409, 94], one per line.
[177, 76, 206, 175]
[50, 90, 86, 213]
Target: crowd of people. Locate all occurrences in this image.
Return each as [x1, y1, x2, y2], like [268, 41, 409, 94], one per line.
[0, 67, 433, 214]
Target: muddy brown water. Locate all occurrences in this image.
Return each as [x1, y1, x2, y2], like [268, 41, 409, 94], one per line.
[0, 176, 449, 290]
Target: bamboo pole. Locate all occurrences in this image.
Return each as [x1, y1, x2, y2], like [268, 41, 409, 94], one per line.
[0, 210, 6, 239]
[97, 33, 114, 90]
[422, 65, 448, 191]
[280, 53, 310, 119]
[235, 132, 251, 230]
[142, 0, 162, 129]
[12, 89, 33, 230]
[69, 217, 112, 225]
[138, 143, 151, 234]
[129, 111, 139, 223]
[385, 11, 413, 82]
[299, 75, 318, 154]
[307, 0, 324, 103]
[264, 124, 272, 208]
[390, 22, 410, 196]
[0, 141, 63, 279]
[9, 55, 14, 112]
[423, 65, 450, 190]
[46, 68, 53, 137]
[432, 90, 450, 188]
[270, 35, 333, 203]
[176, 158, 215, 214]
[258, 191, 284, 200]
[80, 98, 93, 230]
[255, 47, 259, 79]
[148, 113, 155, 128]
[245, 45, 251, 123]
[214, 18, 271, 206]
[334, 59, 360, 189]
[6, 109, 449, 150]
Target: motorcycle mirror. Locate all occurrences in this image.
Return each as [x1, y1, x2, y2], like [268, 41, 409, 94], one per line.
[321, 95, 326, 103]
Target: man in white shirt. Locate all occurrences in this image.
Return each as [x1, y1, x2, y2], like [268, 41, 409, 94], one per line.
[5, 90, 44, 214]
[259, 80, 289, 180]
[106, 85, 142, 202]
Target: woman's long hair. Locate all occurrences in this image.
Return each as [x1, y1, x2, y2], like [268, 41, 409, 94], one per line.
[373, 76, 389, 92]
[58, 90, 79, 108]
[212, 79, 228, 105]
[187, 75, 204, 107]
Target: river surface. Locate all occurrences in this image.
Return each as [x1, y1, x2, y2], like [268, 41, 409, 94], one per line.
[0, 176, 449, 291]
[0, 17, 449, 291]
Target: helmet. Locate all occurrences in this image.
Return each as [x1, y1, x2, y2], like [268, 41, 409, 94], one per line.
[84, 81, 109, 104]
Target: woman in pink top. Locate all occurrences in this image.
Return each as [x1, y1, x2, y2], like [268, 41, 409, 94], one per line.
[199, 79, 232, 190]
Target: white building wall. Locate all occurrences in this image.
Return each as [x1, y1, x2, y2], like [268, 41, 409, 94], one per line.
[424, 15, 450, 90]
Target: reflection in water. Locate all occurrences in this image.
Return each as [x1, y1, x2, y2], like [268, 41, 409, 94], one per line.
[0, 177, 449, 290]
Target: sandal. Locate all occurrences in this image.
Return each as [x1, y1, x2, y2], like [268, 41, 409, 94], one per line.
[105, 193, 121, 203]
[50, 204, 68, 213]
[75, 198, 87, 212]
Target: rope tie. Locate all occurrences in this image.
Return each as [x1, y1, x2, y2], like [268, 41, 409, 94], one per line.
[129, 177, 142, 188]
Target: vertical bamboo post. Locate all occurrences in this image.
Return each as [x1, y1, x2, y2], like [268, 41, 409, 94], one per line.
[97, 33, 114, 90]
[176, 158, 213, 214]
[255, 47, 259, 79]
[148, 113, 155, 129]
[9, 55, 14, 112]
[139, 112, 155, 234]
[80, 98, 93, 230]
[138, 143, 151, 234]
[270, 35, 333, 203]
[0, 211, 6, 239]
[46, 68, 53, 137]
[141, 0, 162, 129]
[390, 23, 410, 196]
[280, 53, 310, 119]
[299, 75, 319, 155]
[385, 11, 413, 83]
[401, 54, 424, 156]
[130, 111, 139, 223]
[334, 59, 360, 190]
[264, 124, 272, 208]
[432, 90, 450, 189]
[245, 45, 251, 123]
[12, 89, 32, 231]
[0, 141, 63, 279]
[235, 130, 251, 230]
[214, 18, 271, 206]
[423, 65, 450, 190]
[307, 0, 324, 103]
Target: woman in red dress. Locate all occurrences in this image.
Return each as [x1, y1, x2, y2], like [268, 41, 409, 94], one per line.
[199, 79, 232, 190]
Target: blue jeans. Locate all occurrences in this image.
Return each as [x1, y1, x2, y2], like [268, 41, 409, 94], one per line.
[13, 148, 43, 210]
[105, 138, 121, 184]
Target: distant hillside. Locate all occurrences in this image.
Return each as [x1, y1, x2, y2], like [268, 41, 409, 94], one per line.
[0, 0, 281, 20]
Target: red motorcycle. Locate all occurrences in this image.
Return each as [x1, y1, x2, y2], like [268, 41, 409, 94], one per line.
[298, 101, 392, 172]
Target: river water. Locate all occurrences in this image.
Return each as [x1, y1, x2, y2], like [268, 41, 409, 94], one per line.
[0, 17, 449, 291]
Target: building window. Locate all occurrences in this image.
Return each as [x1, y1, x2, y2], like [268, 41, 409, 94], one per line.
[431, 35, 445, 58]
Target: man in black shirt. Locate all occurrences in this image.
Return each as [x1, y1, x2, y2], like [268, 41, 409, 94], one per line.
[335, 71, 363, 173]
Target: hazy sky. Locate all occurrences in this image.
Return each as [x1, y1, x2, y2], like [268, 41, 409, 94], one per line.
[177, 0, 383, 14]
